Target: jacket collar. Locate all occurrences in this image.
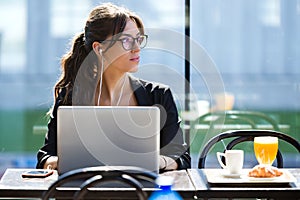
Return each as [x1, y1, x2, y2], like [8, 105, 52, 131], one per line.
[128, 75, 152, 106]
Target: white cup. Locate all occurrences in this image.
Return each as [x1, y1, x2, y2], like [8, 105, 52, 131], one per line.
[216, 150, 244, 174]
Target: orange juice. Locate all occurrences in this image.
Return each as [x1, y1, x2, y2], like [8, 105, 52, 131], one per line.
[254, 136, 278, 165]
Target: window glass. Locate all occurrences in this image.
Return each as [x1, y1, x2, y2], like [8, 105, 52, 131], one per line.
[0, 0, 185, 171]
[0, 0, 26, 72]
[50, 0, 91, 37]
[190, 0, 300, 167]
[191, 0, 300, 109]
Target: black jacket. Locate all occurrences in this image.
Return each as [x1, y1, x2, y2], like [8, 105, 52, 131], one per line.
[36, 75, 191, 170]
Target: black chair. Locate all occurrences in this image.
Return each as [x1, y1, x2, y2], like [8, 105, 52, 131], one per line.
[198, 130, 300, 168]
[42, 166, 158, 200]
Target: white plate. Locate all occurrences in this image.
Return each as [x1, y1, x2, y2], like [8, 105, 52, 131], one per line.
[204, 169, 297, 184]
[243, 175, 280, 181]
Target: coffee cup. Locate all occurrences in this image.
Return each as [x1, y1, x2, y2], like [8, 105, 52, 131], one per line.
[216, 149, 244, 174]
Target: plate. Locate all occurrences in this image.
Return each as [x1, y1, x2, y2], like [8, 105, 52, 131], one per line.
[203, 169, 297, 185]
[244, 175, 282, 182]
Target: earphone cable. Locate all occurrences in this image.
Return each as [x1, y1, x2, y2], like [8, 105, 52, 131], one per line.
[97, 55, 127, 106]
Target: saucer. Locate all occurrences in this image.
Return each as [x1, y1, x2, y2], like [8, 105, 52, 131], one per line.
[222, 171, 242, 178]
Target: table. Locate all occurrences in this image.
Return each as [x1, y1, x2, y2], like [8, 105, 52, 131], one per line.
[0, 168, 299, 199]
[188, 168, 300, 200]
[0, 168, 195, 199]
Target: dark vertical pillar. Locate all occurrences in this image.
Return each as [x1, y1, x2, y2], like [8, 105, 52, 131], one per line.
[185, 0, 191, 151]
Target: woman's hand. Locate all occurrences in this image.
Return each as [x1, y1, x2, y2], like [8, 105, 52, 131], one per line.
[159, 155, 178, 171]
[43, 156, 58, 170]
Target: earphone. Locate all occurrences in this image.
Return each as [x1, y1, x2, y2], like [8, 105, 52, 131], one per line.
[97, 47, 104, 106]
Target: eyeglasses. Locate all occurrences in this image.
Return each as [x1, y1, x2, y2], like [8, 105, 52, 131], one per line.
[105, 34, 148, 51]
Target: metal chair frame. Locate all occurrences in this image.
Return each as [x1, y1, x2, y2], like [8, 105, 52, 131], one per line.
[198, 130, 300, 168]
[194, 110, 281, 131]
[42, 166, 158, 200]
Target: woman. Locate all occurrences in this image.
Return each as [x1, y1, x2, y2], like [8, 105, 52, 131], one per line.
[36, 3, 190, 172]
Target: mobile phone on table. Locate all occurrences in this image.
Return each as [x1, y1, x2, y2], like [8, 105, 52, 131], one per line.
[21, 170, 53, 178]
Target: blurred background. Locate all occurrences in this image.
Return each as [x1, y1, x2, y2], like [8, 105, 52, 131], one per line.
[0, 0, 299, 175]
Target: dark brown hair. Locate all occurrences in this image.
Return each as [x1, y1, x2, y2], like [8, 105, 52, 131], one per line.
[54, 3, 144, 104]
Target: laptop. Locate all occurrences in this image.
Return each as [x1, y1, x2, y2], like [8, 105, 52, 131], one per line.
[57, 106, 160, 175]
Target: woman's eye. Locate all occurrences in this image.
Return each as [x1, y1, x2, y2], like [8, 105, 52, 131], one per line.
[137, 37, 143, 43]
[122, 37, 131, 43]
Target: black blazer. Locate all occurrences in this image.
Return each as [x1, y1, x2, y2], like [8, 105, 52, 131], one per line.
[36, 75, 191, 170]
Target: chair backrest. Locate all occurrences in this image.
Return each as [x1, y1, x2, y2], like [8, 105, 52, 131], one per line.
[42, 166, 158, 200]
[194, 110, 280, 131]
[198, 130, 300, 168]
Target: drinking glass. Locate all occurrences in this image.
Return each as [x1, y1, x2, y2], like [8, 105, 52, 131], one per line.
[254, 136, 278, 165]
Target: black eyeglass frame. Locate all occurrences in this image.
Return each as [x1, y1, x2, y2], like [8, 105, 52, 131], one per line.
[102, 34, 148, 51]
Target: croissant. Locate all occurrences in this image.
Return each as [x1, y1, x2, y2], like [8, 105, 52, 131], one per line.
[248, 165, 283, 178]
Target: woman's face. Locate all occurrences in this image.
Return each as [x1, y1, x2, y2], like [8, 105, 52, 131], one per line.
[103, 19, 142, 74]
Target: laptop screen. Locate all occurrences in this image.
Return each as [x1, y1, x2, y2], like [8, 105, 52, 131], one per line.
[57, 106, 160, 174]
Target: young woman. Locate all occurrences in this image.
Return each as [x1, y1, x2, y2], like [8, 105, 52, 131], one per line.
[36, 3, 190, 172]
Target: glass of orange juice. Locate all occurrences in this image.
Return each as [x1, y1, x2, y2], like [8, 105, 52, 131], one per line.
[254, 136, 278, 165]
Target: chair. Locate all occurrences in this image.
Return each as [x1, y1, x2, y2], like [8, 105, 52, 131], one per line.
[194, 110, 280, 131]
[189, 110, 282, 159]
[198, 130, 300, 168]
[42, 166, 158, 200]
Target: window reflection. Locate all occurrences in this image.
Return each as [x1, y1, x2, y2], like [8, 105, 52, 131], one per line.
[0, 0, 26, 72]
[0, 0, 298, 171]
[0, 0, 184, 164]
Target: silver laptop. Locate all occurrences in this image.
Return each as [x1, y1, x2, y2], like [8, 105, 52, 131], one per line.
[57, 106, 160, 174]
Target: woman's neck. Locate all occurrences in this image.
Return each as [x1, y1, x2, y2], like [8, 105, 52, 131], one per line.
[98, 72, 128, 105]
[104, 72, 126, 92]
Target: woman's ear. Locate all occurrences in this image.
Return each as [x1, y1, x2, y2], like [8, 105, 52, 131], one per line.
[92, 41, 103, 56]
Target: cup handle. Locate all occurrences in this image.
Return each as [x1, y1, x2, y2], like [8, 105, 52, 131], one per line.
[216, 152, 227, 169]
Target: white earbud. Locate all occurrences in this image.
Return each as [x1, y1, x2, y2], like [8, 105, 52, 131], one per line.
[99, 48, 103, 55]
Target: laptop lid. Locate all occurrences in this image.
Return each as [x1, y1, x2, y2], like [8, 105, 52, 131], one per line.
[57, 106, 160, 174]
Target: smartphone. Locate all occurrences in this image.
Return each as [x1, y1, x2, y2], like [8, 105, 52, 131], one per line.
[21, 170, 53, 178]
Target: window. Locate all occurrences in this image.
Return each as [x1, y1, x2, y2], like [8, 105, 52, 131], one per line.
[0, 0, 186, 170]
[190, 0, 300, 167]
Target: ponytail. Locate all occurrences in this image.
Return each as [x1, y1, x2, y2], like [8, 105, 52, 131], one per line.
[54, 32, 89, 103]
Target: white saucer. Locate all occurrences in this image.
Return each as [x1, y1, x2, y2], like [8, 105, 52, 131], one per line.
[222, 172, 242, 178]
